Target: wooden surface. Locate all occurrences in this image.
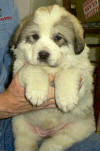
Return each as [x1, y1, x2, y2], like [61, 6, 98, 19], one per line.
[84, 27, 100, 34]
[94, 64, 100, 128]
[63, 0, 100, 129]
[63, 0, 71, 12]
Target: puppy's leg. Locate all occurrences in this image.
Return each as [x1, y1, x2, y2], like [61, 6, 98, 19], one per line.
[13, 115, 40, 151]
[13, 59, 25, 75]
[18, 65, 49, 106]
[39, 119, 95, 151]
[55, 68, 80, 112]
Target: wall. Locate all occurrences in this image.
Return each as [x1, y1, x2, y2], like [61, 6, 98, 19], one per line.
[16, 0, 62, 19]
[30, 0, 56, 13]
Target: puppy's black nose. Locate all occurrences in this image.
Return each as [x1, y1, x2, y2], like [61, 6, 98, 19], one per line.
[39, 51, 49, 61]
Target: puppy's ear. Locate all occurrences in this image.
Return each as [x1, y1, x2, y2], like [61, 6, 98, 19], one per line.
[74, 34, 85, 55]
[10, 24, 23, 49]
[10, 15, 33, 49]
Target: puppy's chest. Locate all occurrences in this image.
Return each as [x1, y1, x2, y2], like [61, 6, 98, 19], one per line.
[24, 109, 65, 129]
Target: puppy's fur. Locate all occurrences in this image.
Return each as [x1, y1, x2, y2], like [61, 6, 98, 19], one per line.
[12, 5, 95, 151]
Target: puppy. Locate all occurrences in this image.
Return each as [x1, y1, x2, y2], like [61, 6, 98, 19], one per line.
[12, 5, 95, 151]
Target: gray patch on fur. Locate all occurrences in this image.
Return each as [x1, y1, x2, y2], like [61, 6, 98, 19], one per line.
[53, 16, 85, 54]
[53, 16, 74, 47]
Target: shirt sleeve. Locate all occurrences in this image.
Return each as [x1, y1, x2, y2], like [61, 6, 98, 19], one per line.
[0, 1, 20, 151]
[0, 0, 20, 92]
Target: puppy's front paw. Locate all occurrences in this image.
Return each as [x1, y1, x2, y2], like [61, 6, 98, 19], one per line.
[56, 94, 78, 112]
[26, 85, 48, 106]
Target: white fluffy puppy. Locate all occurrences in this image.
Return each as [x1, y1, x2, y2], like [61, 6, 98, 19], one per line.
[12, 5, 95, 151]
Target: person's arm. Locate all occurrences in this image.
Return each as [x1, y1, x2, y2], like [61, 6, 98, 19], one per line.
[0, 74, 56, 119]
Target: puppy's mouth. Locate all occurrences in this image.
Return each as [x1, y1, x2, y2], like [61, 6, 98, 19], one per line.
[37, 51, 59, 67]
[38, 59, 59, 68]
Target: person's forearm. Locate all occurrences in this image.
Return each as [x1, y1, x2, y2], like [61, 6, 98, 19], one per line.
[0, 91, 38, 119]
[0, 91, 35, 119]
[0, 92, 15, 119]
[0, 91, 56, 119]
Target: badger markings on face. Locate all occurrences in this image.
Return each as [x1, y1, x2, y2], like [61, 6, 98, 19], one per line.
[53, 16, 85, 54]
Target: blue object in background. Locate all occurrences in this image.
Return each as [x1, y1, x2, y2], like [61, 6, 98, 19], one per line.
[0, 0, 20, 150]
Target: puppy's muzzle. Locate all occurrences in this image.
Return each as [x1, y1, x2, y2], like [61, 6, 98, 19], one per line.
[39, 51, 50, 62]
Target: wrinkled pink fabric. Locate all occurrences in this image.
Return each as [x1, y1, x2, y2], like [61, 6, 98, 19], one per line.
[30, 122, 72, 137]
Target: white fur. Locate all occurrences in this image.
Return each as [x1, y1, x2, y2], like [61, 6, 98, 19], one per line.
[12, 5, 95, 151]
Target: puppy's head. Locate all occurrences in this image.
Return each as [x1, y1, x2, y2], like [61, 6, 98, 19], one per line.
[12, 5, 85, 67]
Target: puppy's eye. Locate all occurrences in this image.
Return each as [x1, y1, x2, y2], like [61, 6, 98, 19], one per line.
[54, 34, 62, 42]
[32, 34, 39, 40]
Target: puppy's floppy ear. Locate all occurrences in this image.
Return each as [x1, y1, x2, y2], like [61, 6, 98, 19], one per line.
[62, 14, 85, 55]
[74, 34, 85, 55]
[57, 15, 85, 55]
[10, 23, 23, 49]
[10, 15, 33, 49]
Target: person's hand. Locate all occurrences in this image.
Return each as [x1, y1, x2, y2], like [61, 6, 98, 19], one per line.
[2, 73, 56, 117]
